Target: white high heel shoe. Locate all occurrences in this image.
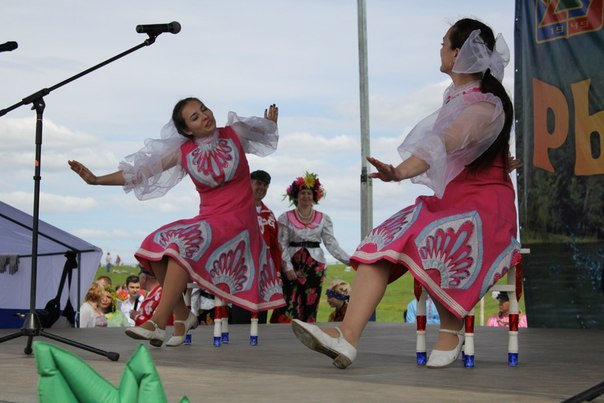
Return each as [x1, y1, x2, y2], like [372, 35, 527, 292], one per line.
[426, 328, 465, 368]
[292, 319, 357, 369]
[125, 320, 166, 347]
[166, 312, 199, 347]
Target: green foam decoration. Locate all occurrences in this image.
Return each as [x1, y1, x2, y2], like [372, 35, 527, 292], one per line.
[34, 341, 189, 403]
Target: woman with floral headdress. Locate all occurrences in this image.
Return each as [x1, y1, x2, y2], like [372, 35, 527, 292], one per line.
[293, 18, 521, 369]
[69, 99, 285, 347]
[99, 286, 130, 327]
[270, 172, 350, 324]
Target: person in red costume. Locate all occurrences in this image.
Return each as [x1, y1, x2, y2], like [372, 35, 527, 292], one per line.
[251, 170, 282, 274]
[131, 268, 173, 325]
[230, 170, 282, 324]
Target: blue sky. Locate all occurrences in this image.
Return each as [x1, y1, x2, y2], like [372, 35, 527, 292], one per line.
[0, 1, 516, 264]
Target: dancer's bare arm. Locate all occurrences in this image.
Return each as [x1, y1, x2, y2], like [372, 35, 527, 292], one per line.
[68, 160, 125, 186]
[367, 155, 429, 182]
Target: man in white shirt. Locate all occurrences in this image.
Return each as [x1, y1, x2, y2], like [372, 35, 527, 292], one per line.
[119, 274, 144, 326]
[105, 252, 113, 273]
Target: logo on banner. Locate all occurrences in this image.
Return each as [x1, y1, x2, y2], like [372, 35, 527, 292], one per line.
[537, 0, 603, 42]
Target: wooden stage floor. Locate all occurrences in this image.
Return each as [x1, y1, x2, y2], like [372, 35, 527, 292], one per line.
[0, 322, 602, 402]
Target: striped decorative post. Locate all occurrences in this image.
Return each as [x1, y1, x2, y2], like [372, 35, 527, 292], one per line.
[250, 312, 259, 346]
[183, 287, 193, 345]
[221, 304, 229, 344]
[507, 264, 520, 366]
[414, 281, 427, 365]
[213, 298, 223, 347]
[463, 308, 475, 367]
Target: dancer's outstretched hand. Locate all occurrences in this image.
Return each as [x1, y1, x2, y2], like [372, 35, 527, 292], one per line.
[264, 104, 279, 123]
[509, 156, 523, 172]
[367, 156, 400, 182]
[68, 160, 98, 185]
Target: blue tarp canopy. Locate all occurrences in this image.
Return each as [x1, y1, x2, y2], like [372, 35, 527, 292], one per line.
[0, 201, 102, 328]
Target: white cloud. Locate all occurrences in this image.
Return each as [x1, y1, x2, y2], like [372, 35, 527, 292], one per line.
[0, 191, 98, 214]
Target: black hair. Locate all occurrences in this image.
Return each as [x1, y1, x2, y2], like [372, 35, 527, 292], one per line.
[251, 170, 271, 184]
[449, 18, 513, 174]
[497, 291, 510, 302]
[171, 97, 203, 138]
[125, 275, 140, 286]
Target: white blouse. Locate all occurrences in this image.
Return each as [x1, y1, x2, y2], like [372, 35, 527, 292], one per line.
[278, 210, 350, 272]
[78, 302, 97, 328]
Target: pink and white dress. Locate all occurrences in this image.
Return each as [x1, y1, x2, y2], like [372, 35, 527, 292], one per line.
[351, 82, 521, 319]
[120, 112, 285, 313]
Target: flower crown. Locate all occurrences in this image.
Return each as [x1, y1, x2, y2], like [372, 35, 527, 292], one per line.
[104, 286, 118, 313]
[285, 171, 325, 205]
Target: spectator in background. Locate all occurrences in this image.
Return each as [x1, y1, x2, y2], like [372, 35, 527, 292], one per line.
[79, 282, 107, 328]
[326, 280, 351, 322]
[115, 255, 122, 266]
[405, 295, 441, 324]
[119, 275, 144, 326]
[487, 291, 527, 328]
[105, 252, 113, 273]
[191, 288, 215, 325]
[130, 268, 175, 332]
[231, 169, 282, 325]
[96, 276, 112, 288]
[99, 286, 129, 327]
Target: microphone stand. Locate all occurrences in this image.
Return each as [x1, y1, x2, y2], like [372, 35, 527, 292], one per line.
[0, 33, 163, 361]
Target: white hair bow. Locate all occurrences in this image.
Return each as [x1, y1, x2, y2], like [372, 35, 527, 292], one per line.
[452, 29, 510, 82]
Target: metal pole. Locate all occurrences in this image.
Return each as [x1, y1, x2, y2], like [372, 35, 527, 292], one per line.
[357, 0, 373, 240]
[357, 0, 376, 322]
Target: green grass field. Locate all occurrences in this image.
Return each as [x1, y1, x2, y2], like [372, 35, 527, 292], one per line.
[95, 263, 524, 325]
[316, 264, 525, 324]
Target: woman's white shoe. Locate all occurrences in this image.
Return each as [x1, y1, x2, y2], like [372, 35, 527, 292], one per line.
[166, 312, 199, 347]
[426, 328, 465, 368]
[125, 320, 166, 347]
[292, 319, 357, 369]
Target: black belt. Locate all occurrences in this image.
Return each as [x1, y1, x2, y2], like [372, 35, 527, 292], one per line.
[290, 241, 321, 248]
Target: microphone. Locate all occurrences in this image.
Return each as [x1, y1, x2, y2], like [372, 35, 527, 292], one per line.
[136, 21, 181, 35]
[0, 41, 18, 53]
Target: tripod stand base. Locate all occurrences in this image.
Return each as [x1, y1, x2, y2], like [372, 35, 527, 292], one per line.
[0, 312, 119, 361]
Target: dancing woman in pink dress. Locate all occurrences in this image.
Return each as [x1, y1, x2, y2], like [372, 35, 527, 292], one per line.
[69, 98, 285, 347]
[292, 18, 521, 369]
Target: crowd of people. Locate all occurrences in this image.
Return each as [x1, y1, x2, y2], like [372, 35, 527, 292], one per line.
[69, 16, 524, 372]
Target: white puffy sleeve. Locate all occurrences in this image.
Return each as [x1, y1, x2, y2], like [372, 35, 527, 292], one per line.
[119, 122, 188, 201]
[227, 111, 278, 157]
[277, 212, 295, 273]
[321, 214, 350, 266]
[398, 93, 505, 198]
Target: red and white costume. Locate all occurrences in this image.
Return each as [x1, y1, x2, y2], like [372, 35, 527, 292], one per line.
[257, 202, 282, 275]
[134, 285, 174, 327]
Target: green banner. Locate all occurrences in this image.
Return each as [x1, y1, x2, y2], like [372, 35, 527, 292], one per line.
[515, 0, 604, 328]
